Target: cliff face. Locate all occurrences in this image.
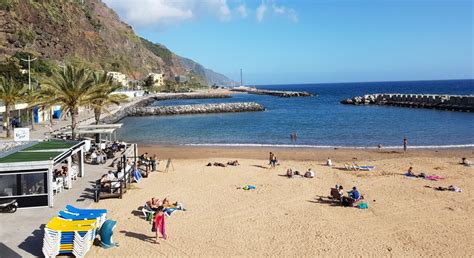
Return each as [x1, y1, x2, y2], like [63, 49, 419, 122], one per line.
[0, 0, 232, 84]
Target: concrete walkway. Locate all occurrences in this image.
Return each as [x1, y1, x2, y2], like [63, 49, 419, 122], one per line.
[0, 161, 113, 257]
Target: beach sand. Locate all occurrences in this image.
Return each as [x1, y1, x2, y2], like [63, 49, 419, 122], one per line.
[89, 147, 474, 256]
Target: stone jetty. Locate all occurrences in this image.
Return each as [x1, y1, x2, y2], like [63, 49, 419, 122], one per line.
[231, 88, 313, 97]
[101, 93, 263, 123]
[341, 94, 474, 112]
[129, 102, 265, 116]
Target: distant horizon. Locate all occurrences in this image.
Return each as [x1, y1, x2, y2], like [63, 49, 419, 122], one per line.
[248, 78, 474, 87]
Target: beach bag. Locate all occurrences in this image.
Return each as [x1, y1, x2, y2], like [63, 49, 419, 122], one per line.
[146, 212, 154, 221]
[358, 202, 368, 209]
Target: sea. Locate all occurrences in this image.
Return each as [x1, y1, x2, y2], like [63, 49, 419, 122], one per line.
[117, 79, 474, 148]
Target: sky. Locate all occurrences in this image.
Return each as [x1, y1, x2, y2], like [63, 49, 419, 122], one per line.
[103, 0, 473, 85]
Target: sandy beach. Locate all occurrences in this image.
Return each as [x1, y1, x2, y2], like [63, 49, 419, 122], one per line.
[89, 146, 474, 256]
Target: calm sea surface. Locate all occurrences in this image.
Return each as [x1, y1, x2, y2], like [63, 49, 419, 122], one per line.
[117, 80, 474, 148]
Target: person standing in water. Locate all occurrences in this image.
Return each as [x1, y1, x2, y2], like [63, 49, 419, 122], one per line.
[403, 138, 408, 154]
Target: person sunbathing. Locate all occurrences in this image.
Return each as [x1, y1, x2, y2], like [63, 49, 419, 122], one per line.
[304, 168, 314, 178]
[213, 162, 227, 167]
[227, 160, 240, 166]
[326, 158, 333, 167]
[147, 197, 160, 211]
[461, 157, 472, 167]
[405, 167, 416, 177]
[100, 174, 111, 189]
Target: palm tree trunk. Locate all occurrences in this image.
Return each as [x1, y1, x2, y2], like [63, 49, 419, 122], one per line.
[30, 107, 35, 130]
[94, 108, 101, 143]
[71, 109, 77, 140]
[5, 103, 11, 138]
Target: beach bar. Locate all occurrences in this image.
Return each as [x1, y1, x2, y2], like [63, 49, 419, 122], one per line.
[0, 140, 85, 208]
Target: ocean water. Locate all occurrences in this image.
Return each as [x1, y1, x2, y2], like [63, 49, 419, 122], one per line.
[117, 79, 474, 148]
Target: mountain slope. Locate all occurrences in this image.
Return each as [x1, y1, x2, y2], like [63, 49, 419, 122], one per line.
[0, 0, 232, 85]
[178, 56, 235, 86]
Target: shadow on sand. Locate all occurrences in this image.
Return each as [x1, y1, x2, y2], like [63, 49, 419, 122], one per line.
[119, 230, 155, 243]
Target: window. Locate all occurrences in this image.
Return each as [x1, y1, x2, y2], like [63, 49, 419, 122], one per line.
[20, 173, 47, 195]
[0, 175, 18, 197]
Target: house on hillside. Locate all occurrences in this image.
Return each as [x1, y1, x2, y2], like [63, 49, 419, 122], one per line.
[107, 71, 129, 87]
[147, 73, 164, 87]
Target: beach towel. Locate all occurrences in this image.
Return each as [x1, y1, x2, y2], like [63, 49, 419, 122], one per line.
[425, 175, 444, 181]
[357, 202, 368, 209]
[133, 169, 142, 183]
[159, 214, 167, 239]
[243, 185, 256, 190]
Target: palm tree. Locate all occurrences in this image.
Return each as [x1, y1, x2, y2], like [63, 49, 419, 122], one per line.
[90, 71, 128, 125]
[41, 65, 95, 140]
[0, 76, 27, 138]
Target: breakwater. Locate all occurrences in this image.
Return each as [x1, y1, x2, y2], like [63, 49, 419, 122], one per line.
[101, 93, 261, 123]
[341, 94, 474, 112]
[129, 102, 265, 116]
[231, 88, 313, 97]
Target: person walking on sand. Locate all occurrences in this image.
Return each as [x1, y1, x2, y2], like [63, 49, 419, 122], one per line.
[153, 208, 167, 243]
[269, 152, 277, 168]
[403, 138, 408, 154]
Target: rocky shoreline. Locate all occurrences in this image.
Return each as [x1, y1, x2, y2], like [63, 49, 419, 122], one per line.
[341, 93, 474, 112]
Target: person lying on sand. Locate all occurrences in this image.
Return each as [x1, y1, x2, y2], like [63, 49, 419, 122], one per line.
[286, 168, 294, 178]
[214, 162, 227, 167]
[227, 160, 240, 166]
[425, 185, 462, 192]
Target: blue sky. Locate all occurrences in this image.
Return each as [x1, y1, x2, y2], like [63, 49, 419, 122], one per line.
[104, 0, 473, 85]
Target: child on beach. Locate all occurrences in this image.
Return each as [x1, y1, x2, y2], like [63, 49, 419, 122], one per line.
[153, 208, 167, 243]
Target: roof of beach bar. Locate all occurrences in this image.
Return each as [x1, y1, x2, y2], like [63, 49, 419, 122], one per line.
[0, 140, 82, 164]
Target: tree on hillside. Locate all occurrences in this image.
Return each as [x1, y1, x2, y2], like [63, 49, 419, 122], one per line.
[41, 65, 95, 140]
[90, 71, 128, 125]
[0, 76, 27, 138]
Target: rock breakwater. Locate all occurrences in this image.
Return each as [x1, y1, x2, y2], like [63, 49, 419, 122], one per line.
[129, 102, 265, 116]
[341, 94, 474, 112]
[231, 88, 313, 97]
[101, 93, 234, 123]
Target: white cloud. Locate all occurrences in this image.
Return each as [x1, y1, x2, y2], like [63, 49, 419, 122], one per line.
[272, 3, 298, 22]
[103, 0, 232, 27]
[236, 3, 248, 18]
[256, 1, 268, 22]
[102, 0, 297, 27]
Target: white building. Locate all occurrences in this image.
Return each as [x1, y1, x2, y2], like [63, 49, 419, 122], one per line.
[147, 73, 164, 87]
[107, 71, 129, 87]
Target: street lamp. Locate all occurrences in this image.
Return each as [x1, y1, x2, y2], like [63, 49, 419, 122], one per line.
[20, 55, 37, 90]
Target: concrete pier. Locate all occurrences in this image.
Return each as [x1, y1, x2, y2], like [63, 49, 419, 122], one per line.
[341, 94, 474, 112]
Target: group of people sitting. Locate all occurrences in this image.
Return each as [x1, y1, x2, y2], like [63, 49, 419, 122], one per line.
[90, 149, 108, 164]
[331, 185, 363, 207]
[206, 160, 240, 167]
[139, 152, 159, 171]
[99, 170, 123, 190]
[286, 168, 314, 178]
[53, 165, 69, 180]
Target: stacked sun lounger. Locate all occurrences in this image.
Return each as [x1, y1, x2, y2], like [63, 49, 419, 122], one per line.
[42, 205, 107, 258]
